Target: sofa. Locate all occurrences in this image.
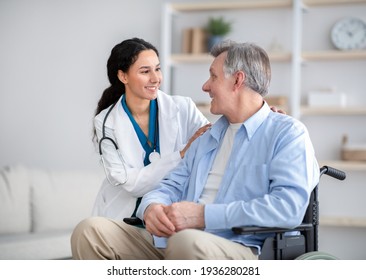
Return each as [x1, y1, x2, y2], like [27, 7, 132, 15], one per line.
[0, 164, 104, 260]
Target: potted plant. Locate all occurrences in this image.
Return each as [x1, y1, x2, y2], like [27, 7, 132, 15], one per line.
[206, 16, 232, 51]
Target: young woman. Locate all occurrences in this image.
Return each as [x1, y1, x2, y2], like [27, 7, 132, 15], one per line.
[92, 38, 210, 220]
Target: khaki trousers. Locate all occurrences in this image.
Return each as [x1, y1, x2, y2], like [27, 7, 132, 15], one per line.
[71, 216, 258, 260]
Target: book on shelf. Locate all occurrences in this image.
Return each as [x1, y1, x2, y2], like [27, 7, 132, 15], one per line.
[182, 28, 192, 54]
[182, 27, 207, 54]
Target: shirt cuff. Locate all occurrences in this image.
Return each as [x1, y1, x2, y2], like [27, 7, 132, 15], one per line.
[204, 204, 227, 229]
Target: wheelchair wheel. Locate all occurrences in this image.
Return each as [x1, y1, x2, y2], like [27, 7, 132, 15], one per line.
[295, 251, 339, 260]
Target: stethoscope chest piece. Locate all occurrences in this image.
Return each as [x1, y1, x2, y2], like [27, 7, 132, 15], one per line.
[149, 150, 160, 163]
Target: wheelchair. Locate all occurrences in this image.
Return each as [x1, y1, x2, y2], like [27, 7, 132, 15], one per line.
[232, 165, 346, 260]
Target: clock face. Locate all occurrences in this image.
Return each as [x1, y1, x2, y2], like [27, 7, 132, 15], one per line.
[331, 17, 366, 50]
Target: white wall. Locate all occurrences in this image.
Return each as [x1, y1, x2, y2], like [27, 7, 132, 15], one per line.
[0, 0, 169, 171]
[0, 0, 221, 172]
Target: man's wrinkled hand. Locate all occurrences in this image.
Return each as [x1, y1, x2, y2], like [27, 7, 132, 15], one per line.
[143, 203, 176, 237]
[164, 201, 205, 232]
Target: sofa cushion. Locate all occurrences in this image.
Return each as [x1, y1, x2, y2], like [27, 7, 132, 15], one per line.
[30, 168, 103, 233]
[0, 164, 31, 234]
[0, 230, 72, 260]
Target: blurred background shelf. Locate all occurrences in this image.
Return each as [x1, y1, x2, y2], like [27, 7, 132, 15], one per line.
[301, 106, 366, 116]
[320, 216, 366, 227]
[170, 0, 292, 12]
[320, 160, 366, 171]
[302, 50, 366, 61]
[304, 0, 366, 6]
[171, 52, 292, 64]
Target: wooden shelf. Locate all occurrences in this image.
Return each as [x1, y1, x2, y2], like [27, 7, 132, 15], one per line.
[302, 50, 366, 61]
[172, 50, 366, 64]
[301, 106, 366, 116]
[171, 53, 213, 63]
[320, 216, 366, 228]
[171, 52, 291, 64]
[304, 0, 366, 7]
[170, 0, 292, 12]
[320, 160, 366, 171]
[169, 0, 366, 12]
[269, 52, 292, 62]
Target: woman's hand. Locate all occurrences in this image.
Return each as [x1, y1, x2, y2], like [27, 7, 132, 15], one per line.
[180, 123, 211, 158]
[270, 106, 287, 115]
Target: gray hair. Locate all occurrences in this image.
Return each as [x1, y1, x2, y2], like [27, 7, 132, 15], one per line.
[210, 40, 271, 96]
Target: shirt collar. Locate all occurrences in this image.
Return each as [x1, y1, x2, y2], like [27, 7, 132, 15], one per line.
[210, 101, 271, 142]
[243, 101, 270, 140]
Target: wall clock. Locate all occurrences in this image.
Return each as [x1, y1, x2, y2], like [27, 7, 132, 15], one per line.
[331, 17, 366, 50]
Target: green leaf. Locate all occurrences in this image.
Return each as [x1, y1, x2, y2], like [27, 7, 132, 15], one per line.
[206, 16, 232, 36]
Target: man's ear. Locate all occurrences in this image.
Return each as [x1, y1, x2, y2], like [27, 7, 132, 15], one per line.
[117, 70, 127, 84]
[233, 71, 245, 90]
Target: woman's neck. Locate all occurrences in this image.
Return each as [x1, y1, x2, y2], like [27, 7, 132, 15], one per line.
[125, 94, 150, 118]
[124, 93, 150, 137]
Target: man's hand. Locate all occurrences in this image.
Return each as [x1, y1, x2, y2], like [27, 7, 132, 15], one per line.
[164, 201, 205, 232]
[143, 203, 176, 237]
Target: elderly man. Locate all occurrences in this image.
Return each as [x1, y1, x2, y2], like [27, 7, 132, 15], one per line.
[71, 40, 319, 260]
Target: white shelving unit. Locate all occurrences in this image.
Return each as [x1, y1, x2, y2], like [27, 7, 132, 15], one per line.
[300, 1, 366, 119]
[161, 0, 366, 259]
[161, 0, 366, 117]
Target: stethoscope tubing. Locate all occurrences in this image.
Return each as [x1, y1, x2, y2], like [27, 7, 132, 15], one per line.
[99, 101, 128, 185]
[99, 101, 119, 155]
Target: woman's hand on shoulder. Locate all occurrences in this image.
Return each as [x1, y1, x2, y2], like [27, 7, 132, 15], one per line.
[270, 106, 287, 115]
[180, 123, 211, 158]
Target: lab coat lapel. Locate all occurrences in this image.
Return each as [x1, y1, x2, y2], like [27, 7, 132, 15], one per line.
[157, 92, 179, 156]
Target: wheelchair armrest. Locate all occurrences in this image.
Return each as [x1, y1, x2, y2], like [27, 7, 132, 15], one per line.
[123, 217, 144, 226]
[232, 223, 313, 235]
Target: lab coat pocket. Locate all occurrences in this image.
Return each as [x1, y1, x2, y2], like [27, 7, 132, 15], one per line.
[232, 164, 269, 201]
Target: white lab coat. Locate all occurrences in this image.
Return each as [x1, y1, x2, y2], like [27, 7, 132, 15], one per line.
[92, 90, 209, 220]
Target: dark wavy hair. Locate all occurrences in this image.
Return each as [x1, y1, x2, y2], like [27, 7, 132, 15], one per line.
[93, 38, 159, 141]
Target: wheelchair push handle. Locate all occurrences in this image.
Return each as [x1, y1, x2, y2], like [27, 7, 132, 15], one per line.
[320, 165, 346, 181]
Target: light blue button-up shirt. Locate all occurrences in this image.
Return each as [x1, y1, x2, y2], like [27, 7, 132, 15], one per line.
[137, 102, 319, 251]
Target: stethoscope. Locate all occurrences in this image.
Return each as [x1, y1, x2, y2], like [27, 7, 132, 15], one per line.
[98, 99, 160, 186]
